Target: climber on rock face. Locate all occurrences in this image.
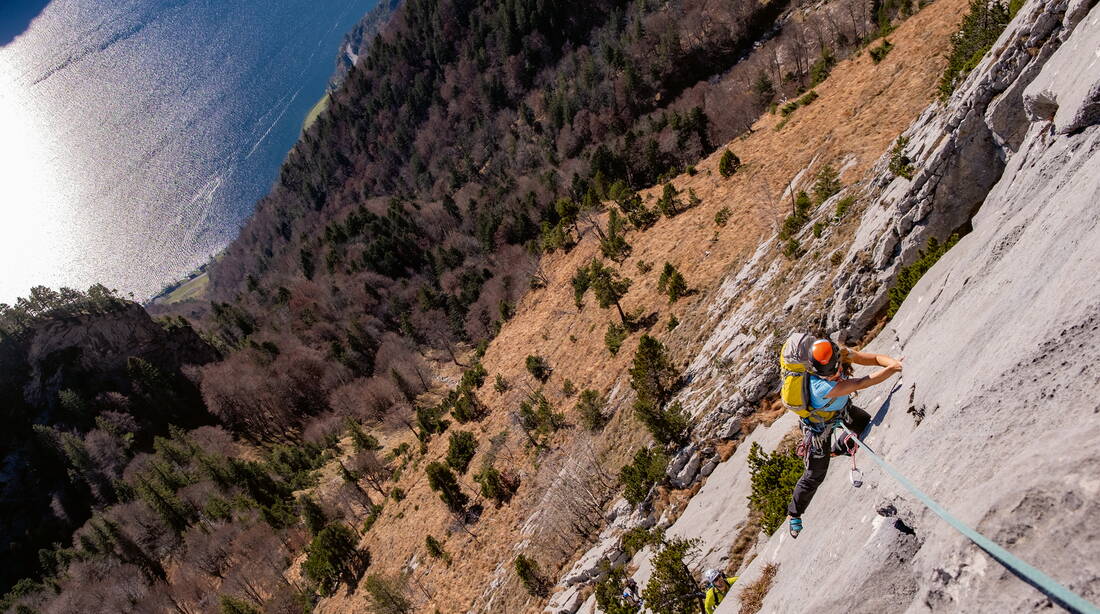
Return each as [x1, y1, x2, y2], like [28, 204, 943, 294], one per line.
[621, 577, 642, 608]
[702, 568, 738, 614]
[786, 338, 902, 538]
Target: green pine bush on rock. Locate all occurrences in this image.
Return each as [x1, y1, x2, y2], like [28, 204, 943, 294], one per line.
[747, 442, 803, 535]
[888, 234, 961, 317]
[619, 447, 669, 505]
[642, 537, 705, 614]
[938, 0, 1011, 99]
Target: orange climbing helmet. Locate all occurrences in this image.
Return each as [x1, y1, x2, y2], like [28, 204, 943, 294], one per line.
[811, 339, 840, 376]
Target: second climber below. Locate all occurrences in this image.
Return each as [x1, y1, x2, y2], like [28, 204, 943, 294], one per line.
[787, 338, 902, 538]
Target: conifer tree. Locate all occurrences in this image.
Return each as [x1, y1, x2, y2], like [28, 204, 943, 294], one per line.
[642, 538, 705, 614]
[657, 262, 688, 303]
[719, 149, 741, 178]
[426, 462, 468, 513]
[600, 208, 632, 263]
[576, 259, 633, 325]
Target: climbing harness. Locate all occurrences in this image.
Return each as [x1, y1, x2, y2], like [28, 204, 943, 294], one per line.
[839, 425, 1100, 614]
[797, 418, 863, 488]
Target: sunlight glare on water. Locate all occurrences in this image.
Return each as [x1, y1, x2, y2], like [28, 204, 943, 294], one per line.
[0, 58, 80, 302]
[0, 0, 374, 304]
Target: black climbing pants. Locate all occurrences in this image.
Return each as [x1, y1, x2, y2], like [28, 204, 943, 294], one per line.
[787, 405, 871, 518]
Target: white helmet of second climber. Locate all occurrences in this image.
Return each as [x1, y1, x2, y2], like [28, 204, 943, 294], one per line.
[703, 568, 722, 585]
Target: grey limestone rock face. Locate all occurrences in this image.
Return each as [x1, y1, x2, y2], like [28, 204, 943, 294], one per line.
[544, 584, 585, 614]
[670, 449, 704, 489]
[827, 0, 1083, 341]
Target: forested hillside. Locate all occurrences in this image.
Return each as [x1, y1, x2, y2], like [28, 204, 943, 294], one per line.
[2, 0, 952, 612]
[200, 0, 912, 443]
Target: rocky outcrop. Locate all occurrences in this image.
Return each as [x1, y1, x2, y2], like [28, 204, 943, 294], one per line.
[0, 300, 217, 593]
[20, 302, 218, 409]
[329, 0, 402, 91]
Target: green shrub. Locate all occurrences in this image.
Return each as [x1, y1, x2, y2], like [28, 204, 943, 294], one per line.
[425, 535, 447, 560]
[347, 419, 381, 452]
[812, 165, 842, 205]
[889, 136, 915, 179]
[657, 262, 689, 303]
[450, 388, 486, 423]
[518, 390, 565, 439]
[783, 238, 804, 260]
[629, 335, 678, 407]
[869, 38, 894, 63]
[633, 398, 690, 445]
[656, 183, 683, 217]
[718, 150, 741, 178]
[299, 495, 327, 536]
[460, 362, 488, 389]
[390, 487, 406, 502]
[887, 234, 960, 317]
[636, 260, 653, 274]
[363, 503, 383, 532]
[474, 463, 517, 504]
[812, 222, 825, 239]
[575, 389, 608, 431]
[302, 523, 362, 596]
[667, 314, 679, 331]
[425, 462, 468, 513]
[605, 322, 628, 355]
[363, 574, 412, 614]
[779, 191, 813, 240]
[611, 181, 659, 229]
[938, 0, 1011, 99]
[562, 378, 577, 397]
[747, 442, 804, 535]
[220, 596, 261, 614]
[642, 537, 705, 614]
[445, 431, 479, 473]
[621, 526, 665, 556]
[714, 206, 732, 227]
[809, 48, 836, 86]
[415, 403, 449, 435]
[575, 259, 633, 325]
[834, 194, 856, 219]
[514, 554, 549, 597]
[619, 447, 670, 505]
[600, 209, 633, 263]
[494, 374, 508, 393]
[525, 354, 552, 382]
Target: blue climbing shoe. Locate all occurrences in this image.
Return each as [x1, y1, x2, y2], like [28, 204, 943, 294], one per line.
[789, 517, 802, 539]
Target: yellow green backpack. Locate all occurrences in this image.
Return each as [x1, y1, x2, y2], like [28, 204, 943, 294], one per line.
[779, 332, 834, 423]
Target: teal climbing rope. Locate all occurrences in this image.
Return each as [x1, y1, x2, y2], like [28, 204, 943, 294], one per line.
[839, 425, 1100, 614]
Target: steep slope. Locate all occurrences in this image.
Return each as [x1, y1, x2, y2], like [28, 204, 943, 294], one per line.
[719, 2, 1100, 610]
[566, 0, 1100, 613]
[308, 0, 980, 612]
[0, 290, 218, 596]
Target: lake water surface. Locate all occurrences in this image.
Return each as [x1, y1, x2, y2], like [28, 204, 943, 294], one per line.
[0, 0, 375, 303]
